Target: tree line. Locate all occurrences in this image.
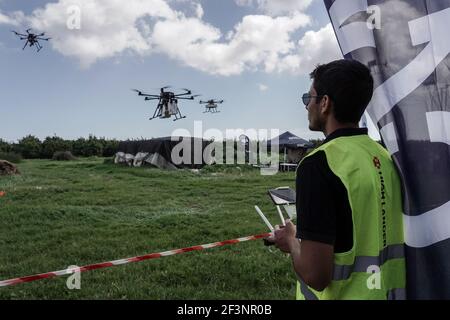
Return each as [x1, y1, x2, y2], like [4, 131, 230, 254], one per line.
[0, 135, 119, 161]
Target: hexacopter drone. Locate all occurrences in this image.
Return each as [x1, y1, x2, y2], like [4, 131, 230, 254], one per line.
[199, 99, 224, 113]
[12, 29, 51, 52]
[133, 87, 199, 121]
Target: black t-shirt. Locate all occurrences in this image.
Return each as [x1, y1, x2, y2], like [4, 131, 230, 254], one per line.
[296, 128, 369, 253]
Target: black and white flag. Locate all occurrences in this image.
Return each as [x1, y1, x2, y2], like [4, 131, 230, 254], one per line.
[324, 0, 450, 299]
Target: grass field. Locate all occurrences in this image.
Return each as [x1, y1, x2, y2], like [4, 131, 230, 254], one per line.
[0, 158, 297, 299]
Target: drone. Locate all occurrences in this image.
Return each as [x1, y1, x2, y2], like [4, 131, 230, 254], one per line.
[133, 86, 199, 121]
[12, 29, 51, 52]
[199, 99, 224, 113]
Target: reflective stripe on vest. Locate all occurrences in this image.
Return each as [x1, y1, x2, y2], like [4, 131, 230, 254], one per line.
[299, 278, 319, 300]
[299, 244, 405, 300]
[333, 244, 404, 281]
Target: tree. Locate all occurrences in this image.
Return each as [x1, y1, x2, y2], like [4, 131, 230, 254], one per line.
[41, 136, 72, 159]
[0, 139, 11, 153]
[16, 135, 42, 159]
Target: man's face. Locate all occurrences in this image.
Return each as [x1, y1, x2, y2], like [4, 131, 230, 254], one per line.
[306, 85, 324, 132]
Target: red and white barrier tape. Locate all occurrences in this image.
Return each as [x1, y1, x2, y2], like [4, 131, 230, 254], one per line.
[0, 232, 271, 288]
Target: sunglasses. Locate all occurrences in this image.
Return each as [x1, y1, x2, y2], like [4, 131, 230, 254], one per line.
[302, 93, 324, 108]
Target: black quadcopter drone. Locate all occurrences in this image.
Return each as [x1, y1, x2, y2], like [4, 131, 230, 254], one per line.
[133, 86, 199, 121]
[199, 99, 224, 113]
[12, 28, 51, 52]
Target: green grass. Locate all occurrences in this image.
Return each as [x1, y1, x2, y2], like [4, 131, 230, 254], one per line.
[0, 158, 297, 299]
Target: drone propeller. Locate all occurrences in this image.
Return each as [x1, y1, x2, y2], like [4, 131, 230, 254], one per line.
[26, 28, 32, 34]
[132, 89, 144, 95]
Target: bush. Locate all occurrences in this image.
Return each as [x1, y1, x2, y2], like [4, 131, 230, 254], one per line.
[72, 136, 103, 157]
[0, 139, 12, 153]
[52, 151, 77, 161]
[100, 139, 119, 157]
[0, 152, 22, 163]
[15, 135, 42, 159]
[42, 136, 73, 159]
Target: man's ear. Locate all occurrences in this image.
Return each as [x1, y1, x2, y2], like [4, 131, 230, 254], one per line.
[320, 95, 332, 115]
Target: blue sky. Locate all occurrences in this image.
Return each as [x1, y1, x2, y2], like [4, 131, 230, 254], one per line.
[0, 0, 342, 142]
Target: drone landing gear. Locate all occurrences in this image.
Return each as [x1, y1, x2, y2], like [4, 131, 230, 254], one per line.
[173, 116, 186, 122]
[149, 104, 162, 121]
[204, 108, 220, 113]
[174, 109, 187, 121]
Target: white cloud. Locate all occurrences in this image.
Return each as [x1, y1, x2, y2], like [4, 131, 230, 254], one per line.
[0, 10, 22, 26]
[0, 0, 335, 76]
[275, 23, 342, 74]
[195, 3, 203, 19]
[152, 13, 311, 75]
[3, 0, 176, 68]
[258, 83, 268, 91]
[235, 0, 315, 16]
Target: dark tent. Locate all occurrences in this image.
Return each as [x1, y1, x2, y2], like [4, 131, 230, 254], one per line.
[270, 132, 314, 169]
[115, 137, 213, 170]
[270, 131, 314, 149]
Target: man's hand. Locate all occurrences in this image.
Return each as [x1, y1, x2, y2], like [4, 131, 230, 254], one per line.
[269, 219, 298, 253]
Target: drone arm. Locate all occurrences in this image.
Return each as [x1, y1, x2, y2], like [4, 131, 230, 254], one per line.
[12, 31, 28, 37]
[22, 41, 29, 50]
[177, 97, 196, 100]
[174, 93, 192, 97]
[36, 37, 51, 41]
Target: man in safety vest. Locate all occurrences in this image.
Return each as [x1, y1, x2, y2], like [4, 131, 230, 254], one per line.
[270, 59, 406, 300]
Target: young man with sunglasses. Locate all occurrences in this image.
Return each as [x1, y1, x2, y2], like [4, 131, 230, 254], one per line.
[269, 59, 406, 300]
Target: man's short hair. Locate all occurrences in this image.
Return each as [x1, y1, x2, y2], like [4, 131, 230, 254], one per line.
[310, 59, 374, 124]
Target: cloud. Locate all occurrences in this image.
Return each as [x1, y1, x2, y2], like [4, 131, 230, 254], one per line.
[0, 9, 22, 26]
[275, 23, 342, 74]
[235, 0, 315, 16]
[258, 83, 268, 91]
[152, 12, 311, 75]
[195, 3, 204, 19]
[3, 0, 176, 68]
[0, 0, 335, 76]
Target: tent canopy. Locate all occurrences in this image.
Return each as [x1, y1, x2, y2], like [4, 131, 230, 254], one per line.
[270, 131, 314, 149]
